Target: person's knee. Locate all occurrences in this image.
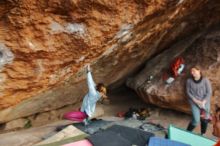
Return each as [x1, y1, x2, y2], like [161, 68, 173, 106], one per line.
[191, 108, 200, 126]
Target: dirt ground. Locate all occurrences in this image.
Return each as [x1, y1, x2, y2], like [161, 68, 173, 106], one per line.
[101, 87, 214, 138]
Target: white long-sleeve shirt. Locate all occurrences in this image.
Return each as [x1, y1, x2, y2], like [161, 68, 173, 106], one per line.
[80, 71, 101, 117]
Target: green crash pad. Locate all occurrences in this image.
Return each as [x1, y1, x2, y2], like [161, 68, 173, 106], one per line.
[168, 125, 216, 146]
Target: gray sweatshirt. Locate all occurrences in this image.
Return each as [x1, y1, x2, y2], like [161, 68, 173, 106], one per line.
[186, 77, 212, 102]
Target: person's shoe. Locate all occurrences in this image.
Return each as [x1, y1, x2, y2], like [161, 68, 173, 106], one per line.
[186, 122, 196, 132]
[201, 119, 209, 135]
[83, 119, 89, 126]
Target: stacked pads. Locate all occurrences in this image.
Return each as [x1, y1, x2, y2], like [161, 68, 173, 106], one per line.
[36, 124, 217, 146]
[148, 125, 216, 146]
[36, 124, 155, 146]
[168, 125, 216, 146]
[148, 137, 190, 146]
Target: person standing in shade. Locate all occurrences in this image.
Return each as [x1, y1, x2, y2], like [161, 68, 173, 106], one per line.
[186, 66, 212, 135]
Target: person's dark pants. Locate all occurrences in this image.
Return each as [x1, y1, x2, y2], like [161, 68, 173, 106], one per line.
[186, 122, 196, 132]
[187, 119, 208, 135]
[187, 101, 210, 135]
[201, 119, 209, 135]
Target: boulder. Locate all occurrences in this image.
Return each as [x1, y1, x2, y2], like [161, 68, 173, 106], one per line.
[127, 27, 220, 113]
[4, 118, 29, 130]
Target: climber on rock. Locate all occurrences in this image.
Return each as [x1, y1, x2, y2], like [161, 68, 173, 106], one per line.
[80, 65, 109, 125]
[186, 66, 212, 136]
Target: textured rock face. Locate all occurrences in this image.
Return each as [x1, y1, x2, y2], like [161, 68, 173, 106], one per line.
[0, 0, 219, 123]
[127, 27, 220, 113]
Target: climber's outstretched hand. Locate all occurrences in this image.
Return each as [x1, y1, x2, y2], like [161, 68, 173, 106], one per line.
[87, 64, 91, 72]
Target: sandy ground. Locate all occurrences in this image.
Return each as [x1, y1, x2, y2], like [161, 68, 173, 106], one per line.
[0, 87, 216, 146]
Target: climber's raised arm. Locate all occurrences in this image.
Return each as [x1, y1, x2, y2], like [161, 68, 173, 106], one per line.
[86, 65, 97, 96]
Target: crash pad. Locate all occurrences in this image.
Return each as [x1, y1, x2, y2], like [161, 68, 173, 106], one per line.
[62, 140, 93, 146]
[36, 125, 87, 146]
[36, 135, 87, 146]
[63, 111, 87, 122]
[73, 119, 112, 134]
[88, 131, 132, 146]
[148, 137, 190, 146]
[88, 125, 154, 146]
[168, 125, 216, 146]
